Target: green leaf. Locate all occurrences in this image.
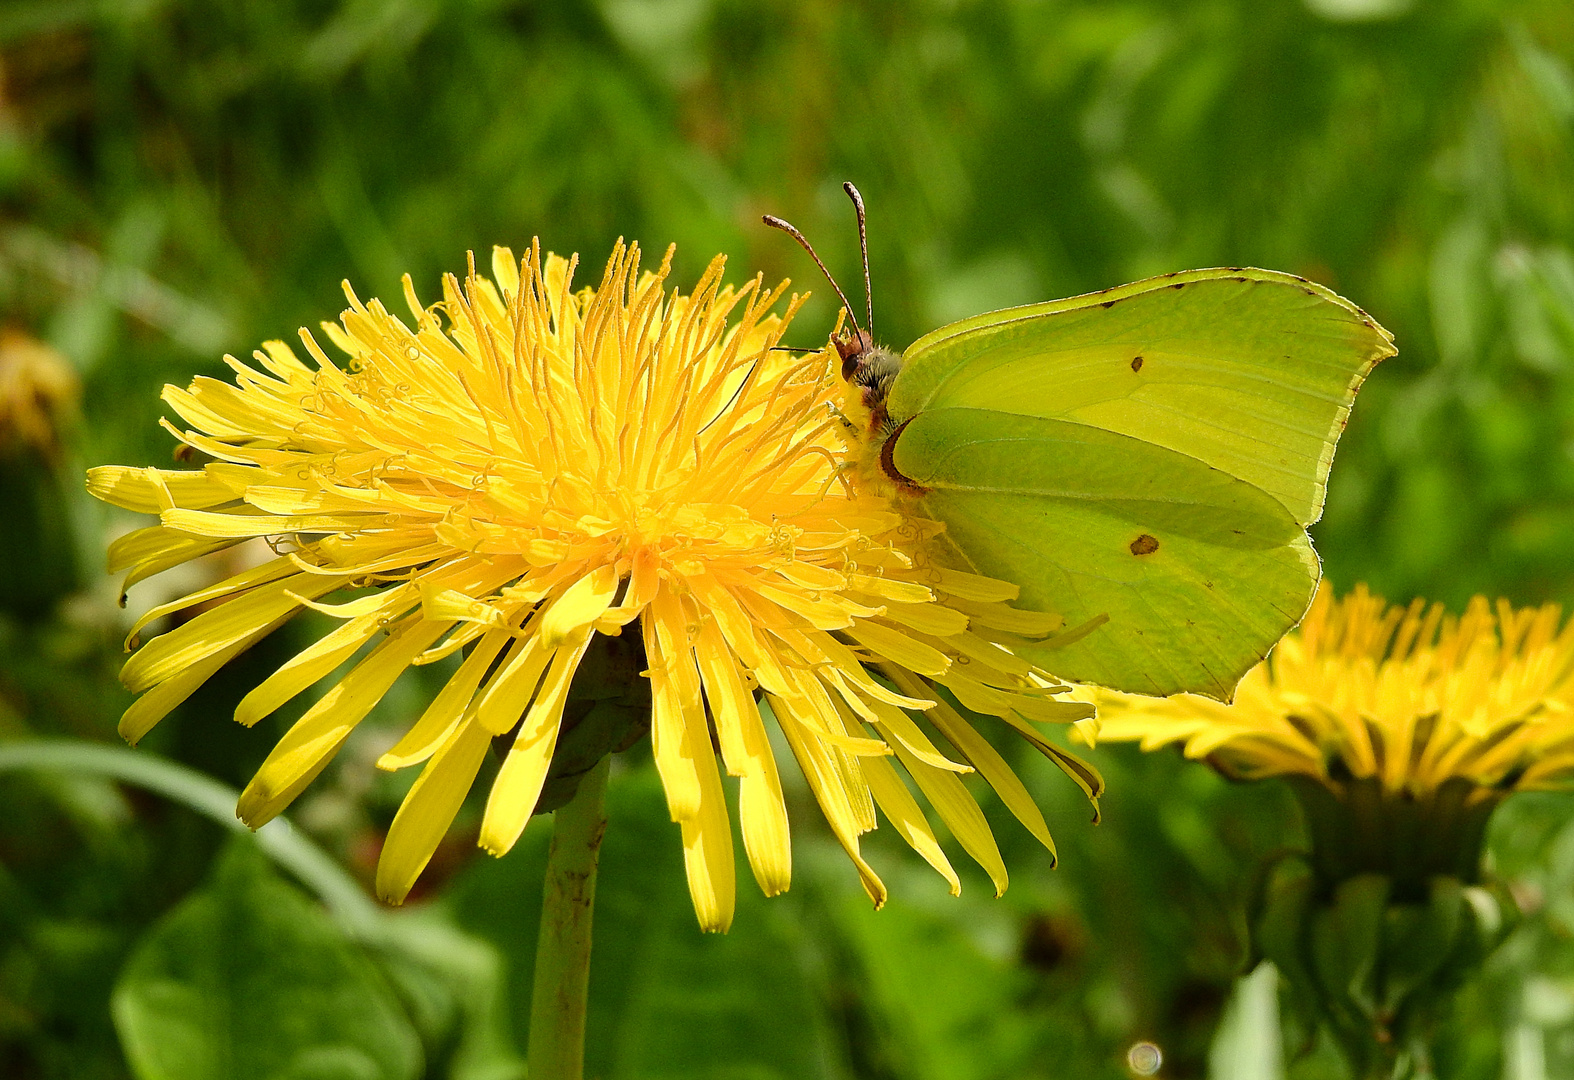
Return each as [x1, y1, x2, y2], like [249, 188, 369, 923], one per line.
[1309, 874, 1390, 1024]
[1208, 963, 1285, 1080]
[446, 767, 848, 1080]
[1253, 856, 1321, 1032]
[111, 838, 423, 1080]
[819, 885, 1043, 1080]
[1379, 877, 1465, 1015]
[369, 917, 526, 1080]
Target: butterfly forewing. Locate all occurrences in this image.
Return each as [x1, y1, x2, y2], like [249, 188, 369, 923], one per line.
[889, 268, 1395, 527]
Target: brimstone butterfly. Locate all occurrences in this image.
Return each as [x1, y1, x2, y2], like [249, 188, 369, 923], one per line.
[767, 184, 1395, 701]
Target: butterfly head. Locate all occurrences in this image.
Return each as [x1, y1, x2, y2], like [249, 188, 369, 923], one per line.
[764, 184, 904, 423]
[834, 324, 905, 417]
[764, 185, 927, 497]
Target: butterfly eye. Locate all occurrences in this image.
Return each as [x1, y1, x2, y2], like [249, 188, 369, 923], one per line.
[836, 329, 871, 379]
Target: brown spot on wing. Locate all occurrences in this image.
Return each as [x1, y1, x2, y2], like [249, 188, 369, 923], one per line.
[1129, 534, 1160, 556]
[1130, 355, 1144, 372]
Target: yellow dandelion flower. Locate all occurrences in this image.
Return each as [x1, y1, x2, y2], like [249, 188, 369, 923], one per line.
[88, 241, 1100, 930]
[0, 328, 79, 460]
[1092, 581, 1574, 821]
[1093, 583, 1574, 1071]
[1091, 583, 1572, 1073]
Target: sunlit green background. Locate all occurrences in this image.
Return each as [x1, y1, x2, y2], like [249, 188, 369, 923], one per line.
[3, 1, 1574, 1077]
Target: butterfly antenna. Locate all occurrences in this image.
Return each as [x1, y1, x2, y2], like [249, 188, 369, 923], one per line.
[762, 212, 865, 338]
[843, 182, 874, 340]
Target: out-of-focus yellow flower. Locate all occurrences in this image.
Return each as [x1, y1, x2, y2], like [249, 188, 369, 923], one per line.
[0, 328, 78, 460]
[88, 242, 1100, 929]
[1095, 584, 1567, 1074]
[1091, 583, 1574, 802]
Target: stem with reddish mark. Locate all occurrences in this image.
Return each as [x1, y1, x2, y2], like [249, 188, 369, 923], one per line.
[527, 755, 611, 1080]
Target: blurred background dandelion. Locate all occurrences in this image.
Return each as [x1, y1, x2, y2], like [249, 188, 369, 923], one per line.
[1, 1, 1573, 1078]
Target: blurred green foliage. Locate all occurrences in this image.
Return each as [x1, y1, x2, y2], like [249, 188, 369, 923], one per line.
[2, 0, 1573, 1078]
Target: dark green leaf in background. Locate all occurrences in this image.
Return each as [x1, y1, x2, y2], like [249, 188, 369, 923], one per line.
[111, 839, 421, 1080]
[448, 768, 848, 1080]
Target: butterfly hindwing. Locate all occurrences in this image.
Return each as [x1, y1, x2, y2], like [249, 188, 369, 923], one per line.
[894, 408, 1318, 699]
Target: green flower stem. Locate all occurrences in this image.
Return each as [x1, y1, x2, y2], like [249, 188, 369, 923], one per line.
[0, 739, 385, 938]
[527, 754, 612, 1080]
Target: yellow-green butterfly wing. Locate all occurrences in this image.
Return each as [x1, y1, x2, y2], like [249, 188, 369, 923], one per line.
[887, 268, 1394, 700]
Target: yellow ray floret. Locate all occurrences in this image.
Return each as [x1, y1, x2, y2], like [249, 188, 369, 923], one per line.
[88, 241, 1100, 929]
[1091, 583, 1574, 804]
